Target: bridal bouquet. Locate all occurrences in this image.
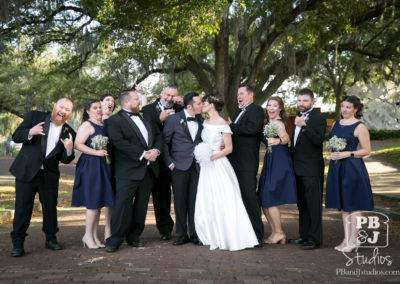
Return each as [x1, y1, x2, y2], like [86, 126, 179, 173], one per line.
[263, 121, 280, 153]
[194, 142, 212, 166]
[326, 135, 347, 164]
[91, 135, 111, 164]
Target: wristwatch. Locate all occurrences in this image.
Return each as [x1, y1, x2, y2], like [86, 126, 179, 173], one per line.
[350, 152, 355, 158]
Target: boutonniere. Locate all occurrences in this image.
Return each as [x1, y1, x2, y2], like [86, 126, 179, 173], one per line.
[180, 118, 186, 126]
[155, 105, 161, 112]
[304, 115, 309, 123]
[139, 111, 144, 118]
[63, 126, 70, 134]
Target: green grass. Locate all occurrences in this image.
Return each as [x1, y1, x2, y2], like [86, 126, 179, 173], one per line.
[0, 174, 74, 210]
[373, 143, 400, 166]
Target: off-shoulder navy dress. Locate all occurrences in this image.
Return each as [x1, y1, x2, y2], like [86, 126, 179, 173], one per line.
[325, 121, 374, 211]
[72, 121, 115, 209]
[258, 120, 297, 207]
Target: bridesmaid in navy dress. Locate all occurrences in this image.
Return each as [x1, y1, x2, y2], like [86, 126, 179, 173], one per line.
[326, 96, 373, 253]
[258, 97, 297, 245]
[72, 99, 115, 249]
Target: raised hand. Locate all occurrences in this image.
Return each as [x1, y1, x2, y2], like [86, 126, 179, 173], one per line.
[60, 133, 74, 155]
[29, 122, 46, 137]
[159, 110, 174, 122]
[294, 114, 307, 127]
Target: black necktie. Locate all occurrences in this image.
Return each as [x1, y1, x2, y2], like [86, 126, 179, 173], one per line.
[187, 117, 197, 122]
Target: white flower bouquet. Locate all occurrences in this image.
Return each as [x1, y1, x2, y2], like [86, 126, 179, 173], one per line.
[326, 135, 347, 164]
[263, 121, 280, 153]
[91, 135, 111, 164]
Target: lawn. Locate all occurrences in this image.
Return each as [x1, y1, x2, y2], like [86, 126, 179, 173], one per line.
[0, 174, 74, 210]
[373, 143, 400, 166]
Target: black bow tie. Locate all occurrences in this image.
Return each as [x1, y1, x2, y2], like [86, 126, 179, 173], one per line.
[187, 117, 197, 122]
[125, 111, 140, 117]
[298, 111, 310, 117]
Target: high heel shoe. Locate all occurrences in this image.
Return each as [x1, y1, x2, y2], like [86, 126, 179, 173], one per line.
[338, 243, 359, 253]
[95, 241, 105, 248]
[264, 232, 286, 245]
[334, 242, 346, 251]
[82, 237, 100, 249]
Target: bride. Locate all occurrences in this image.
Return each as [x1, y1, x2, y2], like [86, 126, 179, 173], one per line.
[194, 95, 259, 251]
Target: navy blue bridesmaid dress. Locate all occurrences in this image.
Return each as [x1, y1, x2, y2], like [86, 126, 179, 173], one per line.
[325, 121, 374, 211]
[72, 121, 115, 209]
[258, 120, 297, 207]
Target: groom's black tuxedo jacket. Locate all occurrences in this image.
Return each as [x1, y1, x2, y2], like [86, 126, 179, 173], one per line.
[105, 110, 162, 180]
[228, 103, 264, 173]
[291, 109, 326, 177]
[9, 111, 76, 185]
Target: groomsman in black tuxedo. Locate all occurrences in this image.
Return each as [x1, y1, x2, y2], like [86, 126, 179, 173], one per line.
[9, 98, 76, 257]
[162, 92, 203, 246]
[105, 90, 162, 252]
[289, 88, 326, 250]
[142, 84, 184, 241]
[228, 84, 265, 245]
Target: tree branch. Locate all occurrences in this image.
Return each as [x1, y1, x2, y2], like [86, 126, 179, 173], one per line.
[248, 0, 319, 84]
[134, 66, 188, 85]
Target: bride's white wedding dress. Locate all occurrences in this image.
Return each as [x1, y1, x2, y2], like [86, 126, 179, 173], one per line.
[194, 122, 258, 251]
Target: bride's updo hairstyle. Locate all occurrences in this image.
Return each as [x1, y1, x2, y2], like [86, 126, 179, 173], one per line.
[343, 95, 363, 119]
[202, 94, 224, 112]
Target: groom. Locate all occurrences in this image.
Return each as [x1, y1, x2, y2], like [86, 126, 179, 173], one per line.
[228, 84, 265, 244]
[162, 92, 203, 246]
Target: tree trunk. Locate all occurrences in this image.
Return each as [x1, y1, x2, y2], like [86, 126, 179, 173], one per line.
[334, 86, 342, 120]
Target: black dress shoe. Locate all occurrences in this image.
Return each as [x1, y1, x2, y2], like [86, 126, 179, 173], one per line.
[128, 241, 144, 247]
[254, 242, 264, 248]
[192, 239, 203, 246]
[160, 233, 171, 241]
[301, 241, 320, 250]
[288, 237, 307, 244]
[11, 247, 24, 257]
[173, 236, 190, 246]
[105, 245, 118, 253]
[45, 239, 62, 250]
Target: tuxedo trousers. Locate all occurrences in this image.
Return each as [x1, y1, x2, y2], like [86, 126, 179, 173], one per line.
[171, 162, 199, 238]
[295, 175, 323, 245]
[107, 170, 153, 247]
[151, 165, 174, 234]
[235, 170, 264, 242]
[11, 170, 59, 245]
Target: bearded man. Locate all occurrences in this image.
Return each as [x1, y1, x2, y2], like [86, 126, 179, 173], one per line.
[9, 98, 76, 257]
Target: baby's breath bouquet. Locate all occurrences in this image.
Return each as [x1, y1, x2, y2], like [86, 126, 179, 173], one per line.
[91, 135, 110, 164]
[263, 121, 280, 153]
[326, 135, 347, 164]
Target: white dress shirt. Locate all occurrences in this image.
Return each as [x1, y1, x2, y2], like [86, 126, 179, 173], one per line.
[234, 103, 252, 124]
[46, 123, 62, 157]
[184, 109, 198, 141]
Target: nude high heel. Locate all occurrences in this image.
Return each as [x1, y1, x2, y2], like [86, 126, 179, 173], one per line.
[82, 237, 100, 249]
[264, 232, 286, 245]
[337, 242, 359, 253]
